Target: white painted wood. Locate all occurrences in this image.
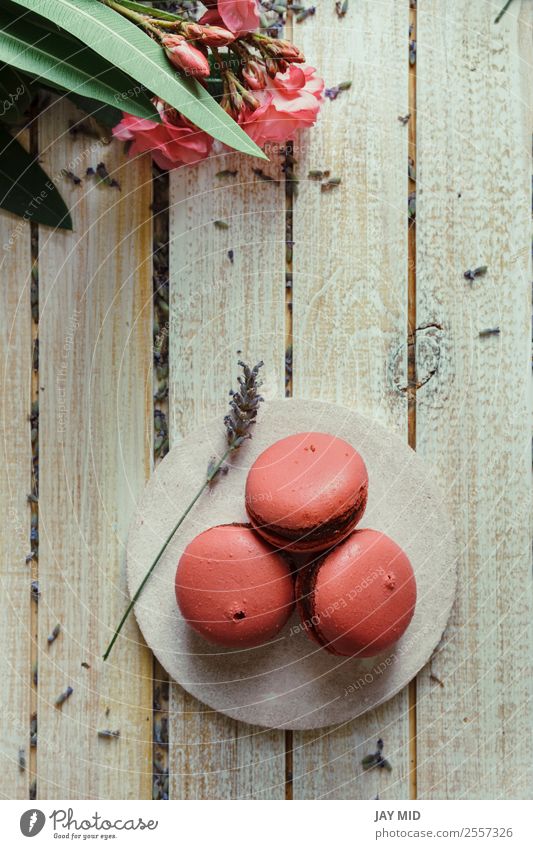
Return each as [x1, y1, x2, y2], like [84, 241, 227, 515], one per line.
[36, 101, 153, 798]
[0, 206, 32, 799]
[291, 0, 411, 798]
[168, 151, 287, 798]
[415, 0, 533, 799]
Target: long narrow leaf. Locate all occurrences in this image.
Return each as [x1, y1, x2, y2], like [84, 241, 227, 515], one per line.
[11, 0, 267, 158]
[0, 124, 72, 229]
[0, 7, 157, 119]
[113, 0, 181, 22]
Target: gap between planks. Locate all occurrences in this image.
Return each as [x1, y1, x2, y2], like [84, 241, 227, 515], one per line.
[407, 0, 418, 801]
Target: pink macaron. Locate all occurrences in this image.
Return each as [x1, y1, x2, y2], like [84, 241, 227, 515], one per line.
[245, 432, 368, 553]
[295, 528, 416, 657]
[175, 524, 294, 648]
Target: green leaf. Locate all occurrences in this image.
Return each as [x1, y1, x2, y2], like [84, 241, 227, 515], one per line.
[0, 66, 32, 124]
[0, 123, 72, 229]
[114, 0, 181, 21]
[0, 6, 157, 120]
[10, 0, 266, 159]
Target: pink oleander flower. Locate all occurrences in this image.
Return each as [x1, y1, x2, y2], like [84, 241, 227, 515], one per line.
[161, 34, 210, 78]
[200, 0, 259, 35]
[113, 107, 213, 170]
[238, 64, 324, 147]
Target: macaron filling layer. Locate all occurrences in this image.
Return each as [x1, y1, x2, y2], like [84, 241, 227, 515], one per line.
[247, 484, 367, 552]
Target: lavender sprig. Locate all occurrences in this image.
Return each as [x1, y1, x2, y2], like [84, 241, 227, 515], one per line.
[103, 360, 264, 661]
[223, 360, 264, 449]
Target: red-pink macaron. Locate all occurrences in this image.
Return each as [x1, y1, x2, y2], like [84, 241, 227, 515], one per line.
[245, 432, 368, 553]
[295, 528, 416, 657]
[175, 524, 294, 648]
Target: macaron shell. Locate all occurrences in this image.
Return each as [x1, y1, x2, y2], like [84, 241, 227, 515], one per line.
[175, 524, 294, 648]
[303, 529, 417, 657]
[245, 432, 368, 547]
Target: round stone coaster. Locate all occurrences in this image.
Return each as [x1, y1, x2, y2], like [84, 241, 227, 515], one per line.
[127, 398, 457, 730]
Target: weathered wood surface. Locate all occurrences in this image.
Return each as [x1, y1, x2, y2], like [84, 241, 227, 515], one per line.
[35, 101, 153, 798]
[290, 0, 411, 799]
[168, 151, 287, 798]
[0, 199, 32, 799]
[415, 0, 533, 799]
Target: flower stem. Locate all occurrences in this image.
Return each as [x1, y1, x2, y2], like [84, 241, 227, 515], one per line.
[100, 0, 163, 38]
[102, 444, 234, 661]
[494, 0, 514, 23]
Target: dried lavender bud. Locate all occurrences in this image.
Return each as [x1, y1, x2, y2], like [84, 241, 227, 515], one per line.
[362, 739, 392, 772]
[213, 220, 230, 230]
[325, 81, 351, 100]
[308, 169, 330, 180]
[31, 581, 40, 602]
[479, 327, 500, 337]
[335, 0, 349, 17]
[227, 249, 234, 264]
[61, 169, 82, 186]
[55, 686, 73, 707]
[321, 177, 342, 191]
[464, 265, 488, 281]
[398, 113, 411, 125]
[252, 167, 278, 183]
[81, 661, 90, 669]
[98, 729, 120, 739]
[223, 361, 264, 449]
[86, 162, 120, 190]
[29, 778, 36, 800]
[296, 6, 315, 22]
[18, 748, 26, 771]
[215, 169, 238, 178]
[47, 624, 61, 645]
[207, 458, 229, 479]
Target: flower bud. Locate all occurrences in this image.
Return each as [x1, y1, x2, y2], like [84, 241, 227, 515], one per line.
[267, 38, 305, 63]
[199, 25, 235, 47]
[162, 34, 210, 79]
[180, 23, 205, 40]
[242, 61, 267, 90]
[265, 58, 281, 78]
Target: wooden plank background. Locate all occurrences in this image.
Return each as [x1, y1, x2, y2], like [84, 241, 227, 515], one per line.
[168, 149, 287, 799]
[36, 101, 153, 798]
[0, 198, 32, 799]
[290, 0, 411, 801]
[0, 0, 531, 800]
[414, 0, 533, 799]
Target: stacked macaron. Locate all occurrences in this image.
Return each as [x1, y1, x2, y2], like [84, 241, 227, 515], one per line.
[175, 432, 416, 656]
